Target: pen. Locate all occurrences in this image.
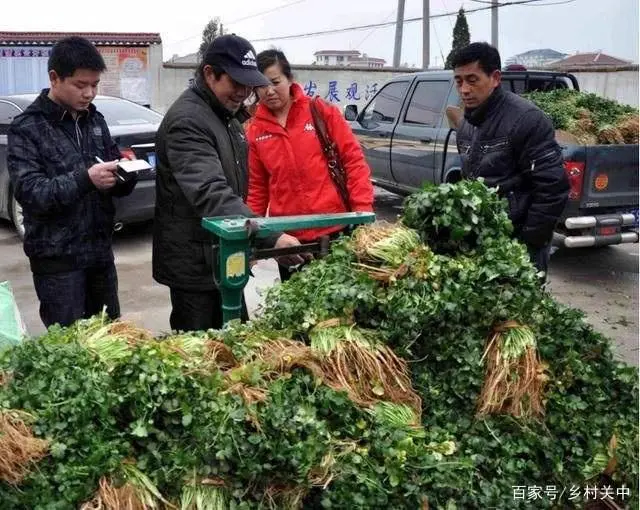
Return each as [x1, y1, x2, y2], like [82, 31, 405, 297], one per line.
[95, 156, 124, 181]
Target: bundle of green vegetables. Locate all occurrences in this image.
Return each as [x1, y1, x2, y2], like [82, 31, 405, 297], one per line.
[0, 315, 466, 509]
[523, 89, 639, 145]
[261, 180, 639, 508]
[0, 180, 637, 509]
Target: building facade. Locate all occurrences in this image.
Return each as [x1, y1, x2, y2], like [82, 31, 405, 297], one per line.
[504, 49, 568, 69]
[0, 32, 162, 106]
[313, 50, 386, 68]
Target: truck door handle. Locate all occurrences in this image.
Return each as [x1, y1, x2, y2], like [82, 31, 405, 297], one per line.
[420, 138, 433, 144]
[377, 133, 389, 138]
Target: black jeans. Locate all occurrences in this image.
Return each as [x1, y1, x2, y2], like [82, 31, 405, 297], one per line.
[169, 288, 249, 332]
[528, 244, 551, 282]
[32, 263, 120, 328]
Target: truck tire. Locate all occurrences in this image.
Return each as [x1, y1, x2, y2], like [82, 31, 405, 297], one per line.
[444, 168, 462, 183]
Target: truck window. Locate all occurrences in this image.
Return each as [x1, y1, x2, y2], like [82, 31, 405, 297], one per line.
[361, 81, 409, 126]
[502, 78, 570, 94]
[404, 81, 451, 127]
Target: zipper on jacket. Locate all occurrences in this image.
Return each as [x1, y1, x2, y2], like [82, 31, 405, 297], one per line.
[469, 128, 481, 177]
[480, 140, 508, 153]
[57, 113, 85, 155]
[530, 149, 559, 173]
[228, 121, 244, 197]
[74, 117, 83, 147]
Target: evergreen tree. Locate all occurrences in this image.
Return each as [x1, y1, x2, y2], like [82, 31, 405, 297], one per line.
[445, 8, 471, 69]
[199, 17, 223, 59]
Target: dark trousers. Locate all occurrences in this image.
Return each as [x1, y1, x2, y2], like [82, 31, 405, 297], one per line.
[169, 288, 249, 332]
[32, 263, 120, 328]
[528, 244, 551, 282]
[278, 262, 310, 283]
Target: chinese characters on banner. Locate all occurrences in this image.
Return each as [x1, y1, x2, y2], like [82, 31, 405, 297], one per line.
[0, 46, 51, 95]
[302, 79, 379, 108]
[0, 45, 151, 105]
[97, 47, 150, 105]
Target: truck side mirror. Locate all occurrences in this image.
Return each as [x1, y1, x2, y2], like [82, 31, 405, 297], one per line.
[344, 104, 359, 121]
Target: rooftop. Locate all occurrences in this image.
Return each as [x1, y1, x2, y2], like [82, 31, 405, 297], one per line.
[313, 50, 361, 56]
[513, 48, 567, 58]
[0, 31, 162, 46]
[548, 51, 631, 68]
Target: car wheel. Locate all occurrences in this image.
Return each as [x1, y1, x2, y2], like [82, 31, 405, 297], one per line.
[10, 193, 25, 240]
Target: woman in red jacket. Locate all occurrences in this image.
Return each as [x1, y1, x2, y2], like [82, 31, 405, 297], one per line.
[246, 49, 374, 281]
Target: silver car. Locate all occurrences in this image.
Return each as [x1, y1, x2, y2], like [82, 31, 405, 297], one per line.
[0, 94, 162, 238]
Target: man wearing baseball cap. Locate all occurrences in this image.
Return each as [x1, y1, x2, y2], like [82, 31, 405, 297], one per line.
[153, 34, 304, 332]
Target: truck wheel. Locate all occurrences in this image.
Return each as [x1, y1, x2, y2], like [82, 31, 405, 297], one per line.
[9, 193, 25, 241]
[444, 169, 462, 183]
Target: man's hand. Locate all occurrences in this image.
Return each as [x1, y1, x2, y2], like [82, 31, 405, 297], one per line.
[274, 233, 312, 268]
[88, 160, 119, 190]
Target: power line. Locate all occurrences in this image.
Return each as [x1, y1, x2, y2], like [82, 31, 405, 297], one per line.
[168, 0, 309, 48]
[518, 0, 577, 5]
[353, 8, 397, 50]
[226, 0, 309, 25]
[442, 0, 455, 30]
[250, 0, 573, 43]
[470, 0, 576, 4]
[430, 13, 447, 67]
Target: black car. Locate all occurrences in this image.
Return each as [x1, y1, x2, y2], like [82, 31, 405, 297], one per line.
[0, 94, 162, 238]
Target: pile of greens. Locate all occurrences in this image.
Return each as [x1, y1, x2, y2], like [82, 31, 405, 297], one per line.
[523, 89, 639, 145]
[0, 180, 637, 509]
[0, 317, 465, 508]
[261, 180, 639, 508]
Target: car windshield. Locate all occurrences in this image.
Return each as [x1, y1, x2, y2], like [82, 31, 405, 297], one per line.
[93, 98, 163, 126]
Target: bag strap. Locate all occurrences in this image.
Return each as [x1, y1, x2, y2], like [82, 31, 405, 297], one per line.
[309, 97, 332, 154]
[309, 97, 352, 211]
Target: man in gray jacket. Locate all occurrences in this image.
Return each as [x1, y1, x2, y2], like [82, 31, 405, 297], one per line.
[153, 34, 302, 331]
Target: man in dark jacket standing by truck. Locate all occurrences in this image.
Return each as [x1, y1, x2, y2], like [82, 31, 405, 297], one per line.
[451, 42, 569, 276]
[153, 34, 303, 332]
[8, 36, 136, 328]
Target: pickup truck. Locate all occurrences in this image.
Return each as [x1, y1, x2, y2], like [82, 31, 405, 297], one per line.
[345, 70, 639, 249]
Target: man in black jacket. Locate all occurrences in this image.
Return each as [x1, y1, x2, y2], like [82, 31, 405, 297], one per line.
[153, 34, 302, 332]
[8, 36, 136, 328]
[451, 42, 569, 276]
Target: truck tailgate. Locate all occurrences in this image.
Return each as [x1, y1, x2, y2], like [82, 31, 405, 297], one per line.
[581, 145, 639, 209]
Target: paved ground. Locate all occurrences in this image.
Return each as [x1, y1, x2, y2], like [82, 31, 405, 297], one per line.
[2, 189, 638, 365]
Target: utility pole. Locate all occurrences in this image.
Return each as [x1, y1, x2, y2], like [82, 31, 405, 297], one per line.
[491, 0, 499, 50]
[393, 0, 405, 68]
[422, 0, 430, 69]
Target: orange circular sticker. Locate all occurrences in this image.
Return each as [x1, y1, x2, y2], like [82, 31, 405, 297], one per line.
[594, 174, 609, 191]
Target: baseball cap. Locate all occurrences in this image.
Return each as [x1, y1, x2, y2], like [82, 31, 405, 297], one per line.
[203, 34, 270, 88]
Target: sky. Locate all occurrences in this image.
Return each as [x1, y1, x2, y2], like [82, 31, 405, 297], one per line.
[0, 0, 638, 68]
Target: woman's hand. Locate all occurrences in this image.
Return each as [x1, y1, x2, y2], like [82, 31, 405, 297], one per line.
[274, 233, 312, 267]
